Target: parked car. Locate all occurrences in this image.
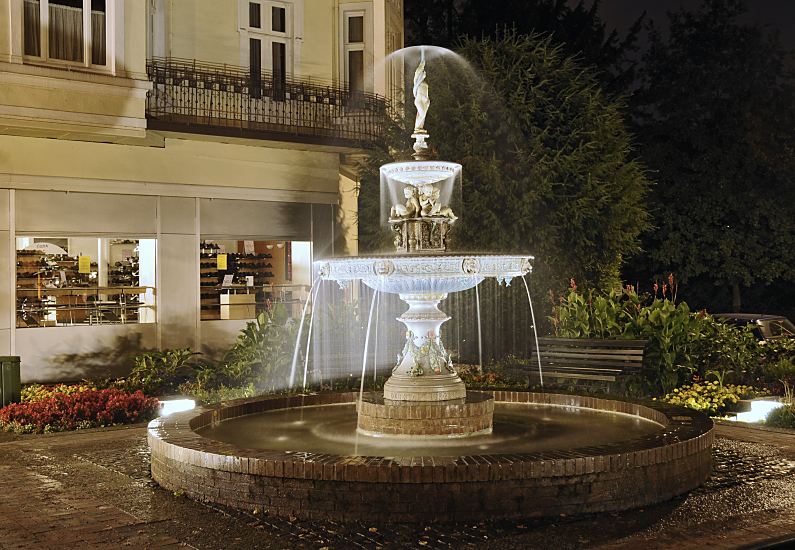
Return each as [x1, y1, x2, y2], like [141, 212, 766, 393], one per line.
[715, 313, 795, 341]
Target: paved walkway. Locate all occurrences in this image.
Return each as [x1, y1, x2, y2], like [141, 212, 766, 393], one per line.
[0, 422, 794, 549]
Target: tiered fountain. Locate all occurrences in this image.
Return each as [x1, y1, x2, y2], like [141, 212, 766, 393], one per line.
[148, 50, 714, 523]
[318, 51, 532, 437]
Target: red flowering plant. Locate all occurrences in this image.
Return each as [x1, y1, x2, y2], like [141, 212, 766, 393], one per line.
[0, 389, 160, 434]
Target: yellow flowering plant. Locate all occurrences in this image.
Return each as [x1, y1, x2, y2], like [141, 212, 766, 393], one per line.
[658, 380, 755, 415]
[21, 382, 97, 404]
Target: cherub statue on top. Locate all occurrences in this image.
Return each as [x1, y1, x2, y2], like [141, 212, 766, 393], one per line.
[390, 185, 421, 220]
[418, 183, 457, 221]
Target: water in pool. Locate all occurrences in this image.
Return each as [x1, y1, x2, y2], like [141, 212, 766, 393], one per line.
[198, 402, 664, 457]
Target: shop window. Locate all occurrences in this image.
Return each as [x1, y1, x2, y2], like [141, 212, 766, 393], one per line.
[200, 239, 311, 321]
[15, 237, 156, 328]
[24, 0, 109, 68]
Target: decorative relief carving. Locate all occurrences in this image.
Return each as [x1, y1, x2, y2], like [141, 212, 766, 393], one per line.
[373, 260, 396, 277]
[462, 258, 480, 275]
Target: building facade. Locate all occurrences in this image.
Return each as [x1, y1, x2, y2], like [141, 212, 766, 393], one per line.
[0, 0, 403, 382]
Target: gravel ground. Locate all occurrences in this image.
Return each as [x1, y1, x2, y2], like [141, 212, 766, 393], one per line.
[1, 423, 795, 549]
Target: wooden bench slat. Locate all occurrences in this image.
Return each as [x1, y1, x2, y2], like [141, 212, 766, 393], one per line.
[530, 351, 643, 363]
[537, 371, 617, 382]
[535, 337, 647, 349]
[532, 347, 645, 357]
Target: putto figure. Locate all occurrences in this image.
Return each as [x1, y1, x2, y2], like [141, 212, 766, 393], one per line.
[390, 185, 421, 220]
[419, 183, 457, 220]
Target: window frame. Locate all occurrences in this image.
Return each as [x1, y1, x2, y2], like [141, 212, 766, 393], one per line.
[338, 4, 373, 94]
[240, 0, 293, 82]
[22, 0, 114, 73]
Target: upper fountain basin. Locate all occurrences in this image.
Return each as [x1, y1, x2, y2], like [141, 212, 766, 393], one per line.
[316, 255, 533, 295]
[380, 161, 462, 186]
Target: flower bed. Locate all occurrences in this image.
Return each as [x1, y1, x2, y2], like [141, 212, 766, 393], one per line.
[658, 381, 755, 415]
[0, 389, 160, 434]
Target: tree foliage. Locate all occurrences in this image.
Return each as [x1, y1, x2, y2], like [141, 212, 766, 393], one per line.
[404, 0, 643, 93]
[358, 33, 651, 294]
[629, 0, 795, 311]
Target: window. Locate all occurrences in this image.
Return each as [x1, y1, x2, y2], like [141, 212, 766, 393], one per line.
[15, 237, 156, 328]
[249, 2, 261, 28]
[272, 41, 286, 95]
[23, 0, 108, 68]
[272, 6, 286, 32]
[343, 12, 367, 95]
[243, 1, 291, 100]
[348, 15, 363, 43]
[199, 240, 311, 321]
[250, 38, 262, 98]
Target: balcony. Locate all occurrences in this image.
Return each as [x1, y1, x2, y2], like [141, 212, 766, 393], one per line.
[146, 57, 389, 147]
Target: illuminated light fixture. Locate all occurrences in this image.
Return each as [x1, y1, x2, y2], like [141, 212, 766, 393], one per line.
[730, 400, 784, 423]
[159, 398, 196, 416]
[265, 244, 275, 250]
[276, 242, 285, 249]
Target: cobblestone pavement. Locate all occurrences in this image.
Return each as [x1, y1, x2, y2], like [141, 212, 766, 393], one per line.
[0, 422, 794, 549]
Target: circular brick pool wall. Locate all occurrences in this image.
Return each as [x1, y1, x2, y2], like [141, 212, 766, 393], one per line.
[148, 392, 713, 523]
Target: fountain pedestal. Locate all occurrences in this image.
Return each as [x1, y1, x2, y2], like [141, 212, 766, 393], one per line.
[383, 292, 466, 402]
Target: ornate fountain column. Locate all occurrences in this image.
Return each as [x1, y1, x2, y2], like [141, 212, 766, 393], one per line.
[384, 292, 466, 401]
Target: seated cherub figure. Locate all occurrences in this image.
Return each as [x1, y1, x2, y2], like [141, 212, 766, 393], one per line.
[390, 185, 420, 219]
[419, 184, 457, 221]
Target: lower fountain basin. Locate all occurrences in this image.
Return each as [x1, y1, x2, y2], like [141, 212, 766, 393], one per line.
[149, 391, 713, 523]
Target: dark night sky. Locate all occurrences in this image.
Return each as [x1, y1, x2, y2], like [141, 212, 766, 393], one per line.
[583, 0, 795, 49]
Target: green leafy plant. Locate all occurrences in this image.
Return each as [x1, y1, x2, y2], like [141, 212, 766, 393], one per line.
[765, 356, 795, 404]
[765, 405, 795, 429]
[124, 348, 200, 396]
[223, 304, 300, 392]
[551, 281, 763, 395]
[178, 382, 257, 405]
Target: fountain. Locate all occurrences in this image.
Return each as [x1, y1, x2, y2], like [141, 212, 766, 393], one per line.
[148, 50, 713, 523]
[316, 49, 532, 437]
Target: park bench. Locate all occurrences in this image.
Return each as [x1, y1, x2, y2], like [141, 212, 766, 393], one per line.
[527, 337, 648, 384]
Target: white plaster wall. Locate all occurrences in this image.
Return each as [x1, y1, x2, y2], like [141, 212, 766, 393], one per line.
[15, 323, 157, 383]
[200, 319, 248, 358]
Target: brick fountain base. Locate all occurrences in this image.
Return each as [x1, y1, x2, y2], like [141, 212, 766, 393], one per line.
[148, 391, 713, 523]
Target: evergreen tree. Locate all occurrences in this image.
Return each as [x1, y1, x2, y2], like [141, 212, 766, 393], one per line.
[628, 0, 795, 311]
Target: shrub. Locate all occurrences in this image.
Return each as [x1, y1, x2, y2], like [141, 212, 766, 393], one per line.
[552, 282, 762, 395]
[658, 381, 754, 415]
[21, 382, 97, 403]
[765, 405, 795, 429]
[178, 382, 257, 405]
[223, 304, 300, 392]
[123, 349, 200, 396]
[0, 389, 160, 434]
[764, 355, 795, 403]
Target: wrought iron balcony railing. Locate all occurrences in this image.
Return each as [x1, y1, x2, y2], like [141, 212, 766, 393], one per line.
[146, 57, 389, 146]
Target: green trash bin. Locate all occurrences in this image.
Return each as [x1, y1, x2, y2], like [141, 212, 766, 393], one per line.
[1, 356, 21, 407]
